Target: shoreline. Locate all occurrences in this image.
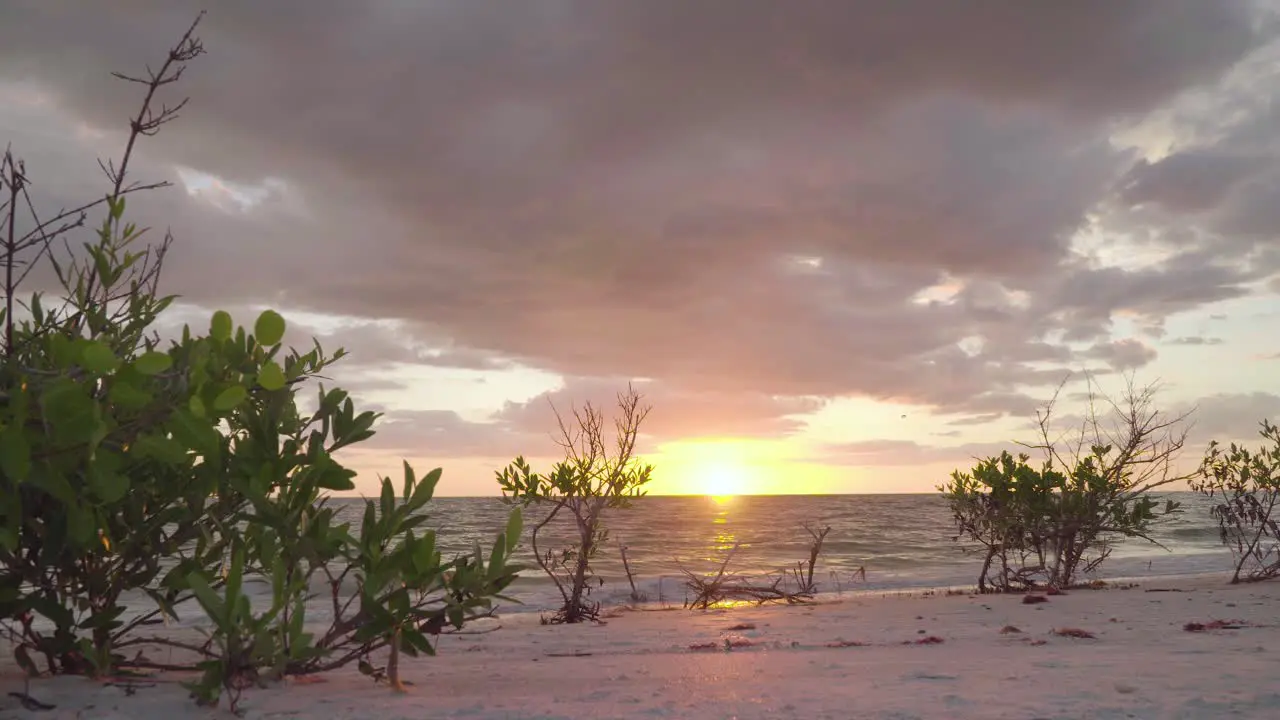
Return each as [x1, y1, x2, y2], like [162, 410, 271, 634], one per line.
[4, 571, 1277, 719]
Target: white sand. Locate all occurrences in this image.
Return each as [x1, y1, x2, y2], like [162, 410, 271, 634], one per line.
[3, 574, 1278, 719]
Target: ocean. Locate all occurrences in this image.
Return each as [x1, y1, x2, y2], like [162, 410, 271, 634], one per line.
[78, 491, 1231, 631]
[319, 491, 1231, 616]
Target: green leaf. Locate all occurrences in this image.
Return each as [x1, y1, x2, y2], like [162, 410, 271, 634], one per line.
[411, 467, 441, 506]
[504, 507, 523, 554]
[412, 532, 437, 574]
[402, 628, 434, 656]
[78, 605, 126, 631]
[90, 470, 129, 504]
[25, 596, 75, 630]
[66, 503, 94, 547]
[258, 361, 286, 391]
[167, 408, 221, 456]
[41, 380, 99, 442]
[314, 463, 356, 491]
[0, 426, 31, 482]
[108, 378, 153, 410]
[26, 470, 77, 507]
[186, 573, 227, 630]
[225, 547, 245, 623]
[134, 351, 172, 375]
[189, 395, 207, 419]
[213, 385, 248, 411]
[210, 310, 233, 341]
[254, 309, 286, 346]
[80, 341, 119, 373]
[130, 433, 192, 464]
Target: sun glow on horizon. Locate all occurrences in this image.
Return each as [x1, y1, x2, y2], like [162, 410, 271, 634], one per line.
[648, 438, 784, 496]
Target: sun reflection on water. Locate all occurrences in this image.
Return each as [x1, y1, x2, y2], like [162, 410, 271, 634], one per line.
[705, 495, 738, 559]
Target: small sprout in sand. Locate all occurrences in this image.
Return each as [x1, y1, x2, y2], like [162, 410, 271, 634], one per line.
[999, 625, 1023, 634]
[1026, 639, 1049, 646]
[690, 638, 755, 651]
[1023, 594, 1049, 605]
[1053, 628, 1096, 639]
[908, 636, 945, 645]
[726, 623, 757, 631]
[1184, 619, 1249, 632]
[826, 640, 867, 648]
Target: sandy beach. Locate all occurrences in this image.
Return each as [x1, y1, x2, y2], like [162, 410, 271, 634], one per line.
[3, 574, 1277, 720]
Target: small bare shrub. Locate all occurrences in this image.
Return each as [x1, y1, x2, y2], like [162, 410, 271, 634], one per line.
[497, 386, 653, 623]
[617, 538, 647, 602]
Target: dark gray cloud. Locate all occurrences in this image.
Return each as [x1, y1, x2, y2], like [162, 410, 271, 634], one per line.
[1120, 150, 1271, 213]
[1083, 338, 1159, 370]
[0, 1, 1275, 461]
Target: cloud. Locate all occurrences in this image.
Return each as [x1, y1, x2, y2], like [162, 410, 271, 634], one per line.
[932, 391, 1047, 425]
[0, 1, 1276, 472]
[818, 439, 1017, 468]
[362, 409, 549, 460]
[821, 391, 1280, 479]
[351, 375, 828, 459]
[494, 377, 825, 445]
[1166, 336, 1225, 346]
[1183, 392, 1280, 442]
[1082, 338, 1159, 370]
[1120, 150, 1270, 213]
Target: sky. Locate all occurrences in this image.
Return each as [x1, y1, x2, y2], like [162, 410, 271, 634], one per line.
[1, 1, 1279, 496]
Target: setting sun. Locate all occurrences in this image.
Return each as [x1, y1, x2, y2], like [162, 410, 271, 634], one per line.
[647, 439, 768, 496]
[644, 438, 846, 495]
[701, 461, 752, 497]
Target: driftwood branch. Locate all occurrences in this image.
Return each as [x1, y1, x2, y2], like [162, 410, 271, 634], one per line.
[683, 524, 836, 609]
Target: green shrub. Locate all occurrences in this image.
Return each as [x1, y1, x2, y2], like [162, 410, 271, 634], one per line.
[0, 14, 522, 711]
[1193, 420, 1280, 584]
[941, 379, 1187, 592]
